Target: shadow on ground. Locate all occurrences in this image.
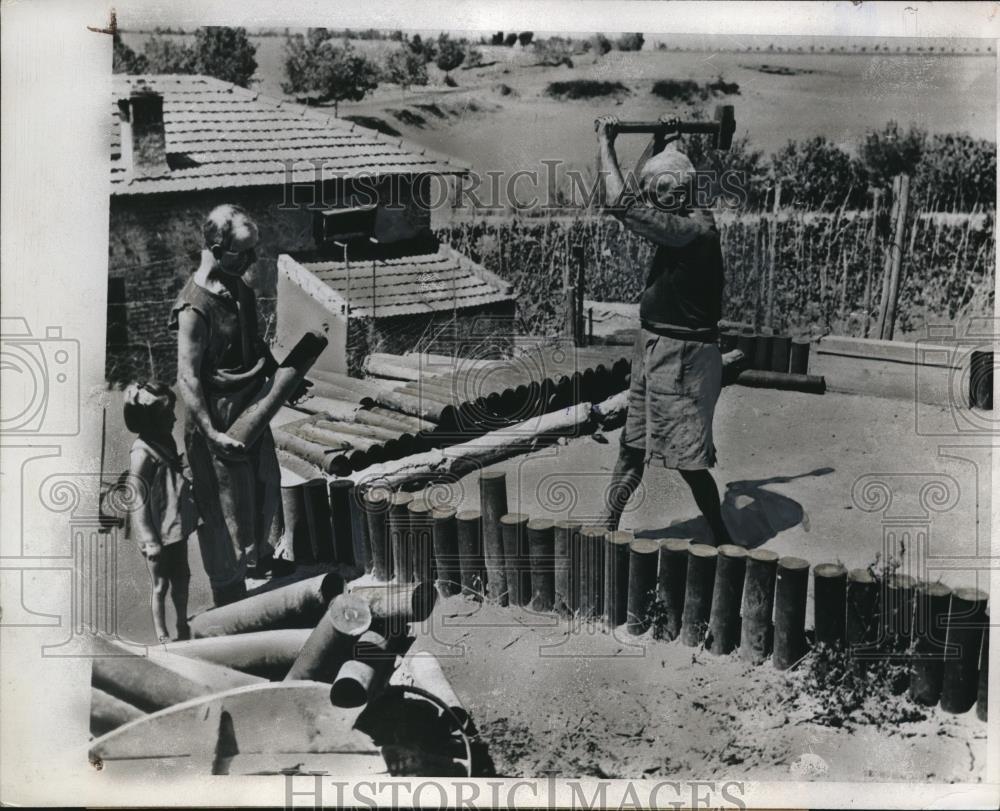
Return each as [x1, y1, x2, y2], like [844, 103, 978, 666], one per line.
[636, 467, 835, 548]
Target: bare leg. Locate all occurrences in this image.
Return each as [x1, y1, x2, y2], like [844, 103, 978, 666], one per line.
[146, 558, 170, 642]
[170, 575, 191, 640]
[598, 444, 646, 531]
[678, 468, 733, 546]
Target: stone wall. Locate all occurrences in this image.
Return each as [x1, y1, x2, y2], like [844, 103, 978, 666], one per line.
[106, 176, 431, 383]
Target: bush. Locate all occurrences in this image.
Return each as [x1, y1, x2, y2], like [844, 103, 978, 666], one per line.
[465, 46, 485, 68]
[136, 27, 258, 87]
[650, 79, 705, 103]
[383, 47, 428, 90]
[771, 136, 868, 209]
[859, 121, 925, 191]
[914, 132, 996, 210]
[518, 31, 534, 47]
[616, 32, 645, 51]
[491, 31, 505, 46]
[282, 35, 380, 114]
[113, 33, 149, 73]
[533, 37, 576, 68]
[435, 33, 466, 75]
[504, 33, 519, 47]
[142, 35, 198, 74]
[408, 34, 438, 64]
[545, 80, 630, 100]
[192, 27, 258, 87]
[592, 33, 612, 56]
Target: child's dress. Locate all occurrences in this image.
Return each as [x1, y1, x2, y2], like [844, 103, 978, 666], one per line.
[128, 437, 198, 575]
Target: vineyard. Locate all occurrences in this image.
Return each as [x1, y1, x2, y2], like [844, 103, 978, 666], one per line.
[437, 209, 995, 340]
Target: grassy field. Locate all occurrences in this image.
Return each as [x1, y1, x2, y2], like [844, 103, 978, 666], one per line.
[120, 32, 995, 185]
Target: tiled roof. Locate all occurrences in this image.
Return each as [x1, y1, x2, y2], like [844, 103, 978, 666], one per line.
[111, 74, 468, 196]
[283, 245, 514, 319]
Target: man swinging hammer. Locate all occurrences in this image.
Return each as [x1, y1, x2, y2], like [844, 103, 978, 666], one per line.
[595, 114, 734, 546]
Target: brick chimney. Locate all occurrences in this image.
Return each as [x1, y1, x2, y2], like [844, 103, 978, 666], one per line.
[117, 86, 169, 179]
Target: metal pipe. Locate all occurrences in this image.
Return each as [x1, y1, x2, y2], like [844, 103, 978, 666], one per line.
[330, 629, 392, 708]
[789, 339, 811, 374]
[363, 486, 392, 580]
[626, 539, 659, 635]
[284, 593, 372, 682]
[163, 628, 312, 680]
[388, 491, 415, 583]
[500, 513, 530, 607]
[909, 581, 952, 706]
[657, 539, 690, 641]
[773, 556, 810, 670]
[328, 480, 357, 565]
[408, 500, 435, 585]
[604, 530, 632, 627]
[681, 544, 718, 647]
[527, 518, 555, 612]
[432, 507, 461, 597]
[577, 526, 606, 619]
[940, 586, 988, 714]
[304, 479, 335, 562]
[554, 520, 581, 616]
[708, 544, 747, 654]
[739, 548, 778, 664]
[189, 573, 345, 638]
[813, 563, 847, 649]
[280, 481, 313, 564]
[479, 471, 509, 605]
[227, 331, 328, 446]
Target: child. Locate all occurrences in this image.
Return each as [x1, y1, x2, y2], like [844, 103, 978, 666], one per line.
[123, 381, 198, 642]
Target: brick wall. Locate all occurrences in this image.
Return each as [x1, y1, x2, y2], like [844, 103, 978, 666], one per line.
[107, 177, 431, 383]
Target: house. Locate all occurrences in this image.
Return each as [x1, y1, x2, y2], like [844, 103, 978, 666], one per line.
[107, 73, 514, 381]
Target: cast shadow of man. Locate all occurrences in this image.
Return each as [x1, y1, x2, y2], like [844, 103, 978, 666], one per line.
[636, 467, 835, 549]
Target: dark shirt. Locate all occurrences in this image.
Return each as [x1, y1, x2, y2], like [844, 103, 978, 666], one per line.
[613, 203, 724, 333]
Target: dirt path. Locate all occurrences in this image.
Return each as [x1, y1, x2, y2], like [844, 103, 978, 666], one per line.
[413, 597, 987, 782]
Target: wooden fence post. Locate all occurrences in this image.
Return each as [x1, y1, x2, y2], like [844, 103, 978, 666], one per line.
[573, 244, 586, 347]
[876, 174, 911, 340]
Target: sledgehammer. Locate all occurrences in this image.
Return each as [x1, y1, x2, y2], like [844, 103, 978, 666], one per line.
[594, 104, 736, 149]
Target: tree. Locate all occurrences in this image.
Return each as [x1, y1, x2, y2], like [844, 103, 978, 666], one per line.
[465, 46, 485, 68]
[533, 37, 575, 67]
[504, 33, 519, 47]
[408, 34, 438, 64]
[435, 33, 466, 77]
[113, 33, 149, 73]
[191, 27, 258, 87]
[592, 33, 612, 56]
[616, 32, 644, 51]
[130, 27, 258, 88]
[282, 34, 380, 115]
[143, 35, 197, 74]
[859, 121, 925, 192]
[491, 31, 505, 46]
[771, 136, 867, 210]
[518, 31, 534, 47]
[383, 46, 429, 91]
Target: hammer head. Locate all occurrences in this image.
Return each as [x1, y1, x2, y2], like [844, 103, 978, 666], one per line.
[713, 105, 736, 150]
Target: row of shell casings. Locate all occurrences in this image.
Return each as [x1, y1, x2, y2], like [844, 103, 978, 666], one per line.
[273, 410, 438, 476]
[382, 349, 631, 430]
[721, 329, 811, 375]
[361, 492, 991, 720]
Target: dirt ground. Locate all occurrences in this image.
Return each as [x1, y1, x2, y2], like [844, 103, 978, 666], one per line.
[410, 596, 987, 782]
[100, 382, 990, 781]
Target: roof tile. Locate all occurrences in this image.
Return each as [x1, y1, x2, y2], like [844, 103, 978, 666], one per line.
[286, 245, 514, 319]
[111, 74, 468, 195]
